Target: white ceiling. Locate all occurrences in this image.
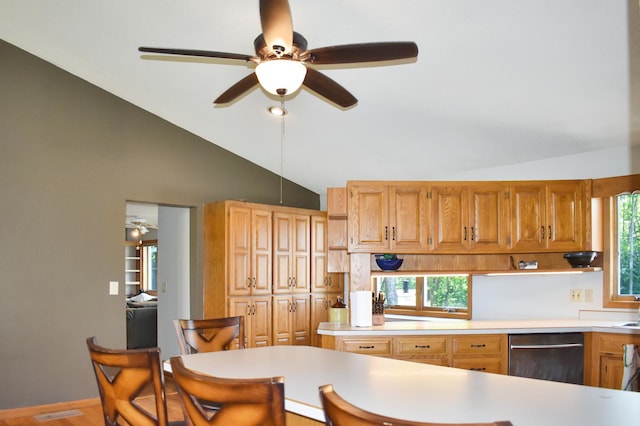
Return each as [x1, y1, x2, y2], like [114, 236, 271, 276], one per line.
[2, 1, 639, 197]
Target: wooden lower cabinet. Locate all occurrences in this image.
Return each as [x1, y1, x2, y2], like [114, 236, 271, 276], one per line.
[327, 333, 508, 374]
[310, 293, 340, 347]
[587, 332, 640, 389]
[228, 296, 272, 348]
[272, 294, 311, 346]
[395, 336, 449, 366]
[451, 334, 507, 374]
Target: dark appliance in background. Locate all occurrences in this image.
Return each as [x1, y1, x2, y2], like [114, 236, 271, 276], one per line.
[508, 333, 584, 385]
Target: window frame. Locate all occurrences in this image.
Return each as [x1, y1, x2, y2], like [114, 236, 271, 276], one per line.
[602, 193, 640, 307]
[372, 273, 472, 320]
[596, 175, 640, 308]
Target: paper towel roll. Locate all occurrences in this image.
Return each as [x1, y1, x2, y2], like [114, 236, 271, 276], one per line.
[350, 291, 372, 327]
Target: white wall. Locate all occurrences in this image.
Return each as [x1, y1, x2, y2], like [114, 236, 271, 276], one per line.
[472, 272, 603, 320]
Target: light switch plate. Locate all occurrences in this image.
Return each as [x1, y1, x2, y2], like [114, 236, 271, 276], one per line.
[109, 281, 119, 295]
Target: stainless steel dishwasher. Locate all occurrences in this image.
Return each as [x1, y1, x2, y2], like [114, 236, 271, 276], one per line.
[508, 333, 584, 384]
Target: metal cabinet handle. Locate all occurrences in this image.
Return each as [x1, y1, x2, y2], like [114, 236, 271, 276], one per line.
[358, 345, 375, 349]
[548, 225, 552, 240]
[384, 226, 388, 241]
[470, 367, 487, 371]
[415, 345, 431, 349]
[470, 344, 486, 348]
[471, 226, 475, 241]
[392, 226, 396, 241]
[464, 226, 468, 241]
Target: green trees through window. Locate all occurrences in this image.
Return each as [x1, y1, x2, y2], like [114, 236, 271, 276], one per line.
[373, 274, 470, 319]
[617, 193, 639, 296]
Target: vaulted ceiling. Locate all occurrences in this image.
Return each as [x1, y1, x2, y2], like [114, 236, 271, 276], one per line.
[2, 1, 639, 197]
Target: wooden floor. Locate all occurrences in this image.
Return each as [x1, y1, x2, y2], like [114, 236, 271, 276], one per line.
[0, 379, 185, 426]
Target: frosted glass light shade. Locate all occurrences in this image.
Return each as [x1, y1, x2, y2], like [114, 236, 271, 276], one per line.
[255, 60, 307, 96]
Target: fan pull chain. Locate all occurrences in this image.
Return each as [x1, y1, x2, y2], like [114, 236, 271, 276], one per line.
[279, 97, 285, 204]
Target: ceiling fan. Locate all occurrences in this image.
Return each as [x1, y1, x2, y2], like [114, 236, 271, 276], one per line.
[126, 217, 158, 237]
[138, 0, 418, 108]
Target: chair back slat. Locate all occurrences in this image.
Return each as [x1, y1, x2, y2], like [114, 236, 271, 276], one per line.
[174, 316, 245, 355]
[319, 384, 513, 426]
[170, 356, 285, 426]
[86, 336, 170, 426]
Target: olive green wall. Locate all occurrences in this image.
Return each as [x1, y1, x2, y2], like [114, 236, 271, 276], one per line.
[0, 40, 319, 409]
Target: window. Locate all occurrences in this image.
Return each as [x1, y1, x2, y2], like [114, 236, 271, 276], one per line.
[372, 274, 471, 319]
[141, 242, 158, 292]
[601, 179, 640, 307]
[615, 193, 639, 297]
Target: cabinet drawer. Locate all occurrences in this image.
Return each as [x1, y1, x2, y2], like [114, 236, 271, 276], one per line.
[598, 334, 638, 354]
[341, 338, 392, 356]
[453, 334, 504, 355]
[453, 358, 503, 374]
[396, 336, 449, 356]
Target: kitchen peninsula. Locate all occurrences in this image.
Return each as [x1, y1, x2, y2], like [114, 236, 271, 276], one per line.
[179, 345, 640, 426]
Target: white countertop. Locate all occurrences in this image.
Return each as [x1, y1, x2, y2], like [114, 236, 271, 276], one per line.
[317, 318, 640, 336]
[179, 345, 640, 426]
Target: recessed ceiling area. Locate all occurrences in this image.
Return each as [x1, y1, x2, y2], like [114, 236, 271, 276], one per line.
[2, 1, 638, 197]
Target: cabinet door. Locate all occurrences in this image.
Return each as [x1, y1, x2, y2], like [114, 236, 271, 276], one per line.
[251, 209, 272, 295]
[273, 213, 310, 294]
[228, 297, 251, 348]
[310, 294, 339, 347]
[470, 184, 510, 252]
[546, 181, 584, 250]
[311, 215, 330, 292]
[431, 185, 469, 252]
[251, 296, 272, 348]
[228, 206, 252, 296]
[510, 183, 547, 250]
[599, 354, 625, 390]
[272, 295, 292, 345]
[389, 186, 427, 251]
[348, 185, 389, 252]
[291, 294, 310, 346]
[292, 215, 310, 293]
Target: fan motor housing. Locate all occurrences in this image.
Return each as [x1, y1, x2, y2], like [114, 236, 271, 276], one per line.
[254, 32, 308, 60]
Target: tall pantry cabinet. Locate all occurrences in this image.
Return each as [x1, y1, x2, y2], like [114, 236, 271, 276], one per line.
[204, 200, 341, 348]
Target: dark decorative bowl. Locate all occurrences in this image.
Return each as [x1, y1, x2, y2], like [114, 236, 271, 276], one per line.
[375, 257, 403, 271]
[563, 251, 597, 268]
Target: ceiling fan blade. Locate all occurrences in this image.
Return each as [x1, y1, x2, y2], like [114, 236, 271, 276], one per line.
[302, 68, 357, 108]
[214, 73, 260, 104]
[259, 0, 294, 54]
[305, 42, 418, 65]
[139, 47, 253, 62]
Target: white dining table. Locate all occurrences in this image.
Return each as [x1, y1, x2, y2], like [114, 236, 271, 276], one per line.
[174, 345, 640, 426]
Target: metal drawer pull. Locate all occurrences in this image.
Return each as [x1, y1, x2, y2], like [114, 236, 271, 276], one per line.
[358, 345, 375, 349]
[470, 367, 487, 371]
[510, 343, 584, 350]
[470, 344, 486, 348]
[415, 345, 431, 349]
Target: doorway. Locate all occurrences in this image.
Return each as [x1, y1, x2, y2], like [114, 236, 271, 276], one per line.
[125, 202, 191, 358]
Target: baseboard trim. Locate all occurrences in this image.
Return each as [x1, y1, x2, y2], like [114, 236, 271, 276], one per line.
[0, 397, 100, 420]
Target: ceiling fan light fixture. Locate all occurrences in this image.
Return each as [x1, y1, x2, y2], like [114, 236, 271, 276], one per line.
[255, 60, 307, 96]
[268, 105, 287, 116]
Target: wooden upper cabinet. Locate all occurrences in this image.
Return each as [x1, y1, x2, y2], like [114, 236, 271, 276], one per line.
[348, 184, 389, 252]
[430, 185, 469, 252]
[510, 181, 585, 251]
[311, 214, 344, 294]
[273, 212, 310, 294]
[389, 186, 428, 251]
[470, 184, 511, 251]
[228, 206, 272, 296]
[347, 182, 427, 253]
[431, 184, 510, 252]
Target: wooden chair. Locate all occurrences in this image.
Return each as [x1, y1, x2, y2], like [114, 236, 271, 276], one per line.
[319, 384, 513, 426]
[173, 316, 245, 355]
[86, 336, 184, 426]
[169, 356, 286, 426]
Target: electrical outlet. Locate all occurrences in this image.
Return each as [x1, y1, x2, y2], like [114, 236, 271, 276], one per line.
[585, 289, 593, 303]
[570, 289, 583, 302]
